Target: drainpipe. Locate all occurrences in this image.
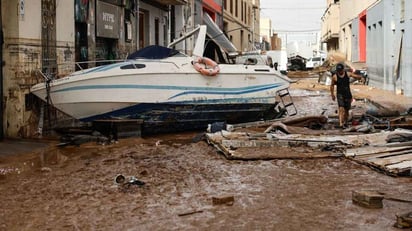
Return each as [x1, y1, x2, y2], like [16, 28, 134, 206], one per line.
[0, 0, 3, 141]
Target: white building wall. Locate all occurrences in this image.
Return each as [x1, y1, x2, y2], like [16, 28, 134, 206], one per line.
[340, 0, 378, 27]
[140, 2, 169, 47]
[398, 0, 412, 96]
[350, 18, 359, 62]
[260, 17, 271, 43]
[366, 2, 389, 90]
[56, 0, 75, 76]
[172, 2, 196, 55]
[366, 0, 412, 96]
[340, 0, 378, 61]
[19, 0, 42, 39]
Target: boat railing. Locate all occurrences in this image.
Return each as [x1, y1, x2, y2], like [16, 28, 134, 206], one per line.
[36, 57, 184, 83]
[74, 59, 126, 71]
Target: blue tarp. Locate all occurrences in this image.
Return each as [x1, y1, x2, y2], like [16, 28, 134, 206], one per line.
[127, 45, 181, 59]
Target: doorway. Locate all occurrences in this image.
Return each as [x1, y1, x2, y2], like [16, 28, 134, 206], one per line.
[75, 22, 88, 70]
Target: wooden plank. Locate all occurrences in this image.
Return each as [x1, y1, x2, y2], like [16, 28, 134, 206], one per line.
[368, 153, 412, 166]
[385, 160, 412, 170]
[371, 141, 412, 148]
[385, 160, 412, 176]
[221, 139, 342, 149]
[216, 146, 335, 160]
[207, 136, 336, 160]
[345, 146, 411, 157]
[357, 149, 412, 160]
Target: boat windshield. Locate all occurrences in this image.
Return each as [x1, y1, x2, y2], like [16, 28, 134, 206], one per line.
[127, 45, 186, 60]
[236, 54, 271, 66]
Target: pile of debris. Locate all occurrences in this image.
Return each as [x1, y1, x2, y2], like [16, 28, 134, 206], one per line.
[206, 115, 412, 176]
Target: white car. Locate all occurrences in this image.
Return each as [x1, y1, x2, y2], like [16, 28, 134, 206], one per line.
[306, 57, 325, 70]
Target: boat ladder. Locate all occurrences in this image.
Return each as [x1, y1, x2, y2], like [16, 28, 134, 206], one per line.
[277, 88, 297, 116]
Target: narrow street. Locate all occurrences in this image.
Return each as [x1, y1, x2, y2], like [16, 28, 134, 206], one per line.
[1, 76, 411, 230]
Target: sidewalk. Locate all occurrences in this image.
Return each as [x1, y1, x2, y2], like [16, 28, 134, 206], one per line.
[291, 77, 412, 114]
[0, 139, 53, 156]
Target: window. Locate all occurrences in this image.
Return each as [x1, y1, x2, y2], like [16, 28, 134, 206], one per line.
[235, 0, 238, 17]
[121, 64, 146, 69]
[241, 0, 244, 22]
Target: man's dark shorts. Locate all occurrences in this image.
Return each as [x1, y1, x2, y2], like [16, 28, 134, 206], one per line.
[337, 94, 352, 110]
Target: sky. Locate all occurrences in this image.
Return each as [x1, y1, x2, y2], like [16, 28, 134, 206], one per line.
[259, 0, 326, 45]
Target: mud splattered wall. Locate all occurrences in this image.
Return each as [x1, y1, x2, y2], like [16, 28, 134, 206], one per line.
[2, 0, 75, 137]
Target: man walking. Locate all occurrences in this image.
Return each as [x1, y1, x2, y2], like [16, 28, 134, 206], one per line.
[330, 63, 363, 128]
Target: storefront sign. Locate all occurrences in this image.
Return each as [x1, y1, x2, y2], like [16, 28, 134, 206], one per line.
[96, 0, 120, 39]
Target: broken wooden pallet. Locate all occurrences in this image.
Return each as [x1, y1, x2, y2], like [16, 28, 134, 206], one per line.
[206, 129, 412, 175]
[206, 131, 340, 160]
[345, 143, 412, 176]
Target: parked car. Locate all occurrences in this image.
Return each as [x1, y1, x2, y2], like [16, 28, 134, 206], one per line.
[306, 56, 325, 70]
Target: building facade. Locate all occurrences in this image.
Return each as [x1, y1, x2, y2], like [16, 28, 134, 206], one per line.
[340, 0, 378, 63]
[2, 0, 75, 138]
[223, 0, 260, 52]
[1, 0, 191, 138]
[321, 0, 340, 52]
[367, 0, 412, 96]
[1, 0, 243, 138]
[321, 0, 412, 97]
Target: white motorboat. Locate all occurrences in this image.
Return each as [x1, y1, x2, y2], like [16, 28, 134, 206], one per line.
[31, 25, 295, 133]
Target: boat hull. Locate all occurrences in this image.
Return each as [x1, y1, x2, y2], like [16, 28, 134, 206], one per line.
[83, 102, 282, 134]
[31, 58, 292, 133]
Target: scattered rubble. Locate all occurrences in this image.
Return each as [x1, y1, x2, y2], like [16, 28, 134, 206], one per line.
[352, 190, 384, 209]
[395, 212, 412, 229]
[212, 195, 235, 206]
[206, 114, 412, 176]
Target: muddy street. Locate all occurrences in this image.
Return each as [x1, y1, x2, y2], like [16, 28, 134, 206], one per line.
[1, 79, 412, 230]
